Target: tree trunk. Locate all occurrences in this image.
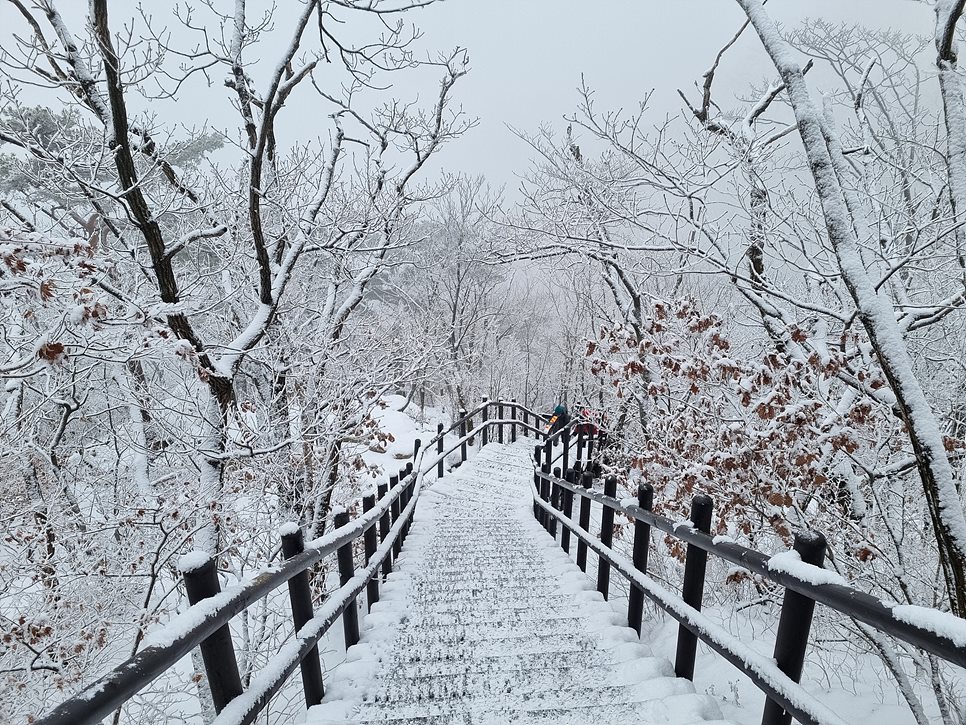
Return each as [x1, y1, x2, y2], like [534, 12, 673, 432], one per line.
[739, 0, 966, 617]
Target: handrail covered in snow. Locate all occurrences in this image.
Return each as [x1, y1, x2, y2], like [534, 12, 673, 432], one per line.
[33, 398, 557, 725]
[531, 464, 966, 725]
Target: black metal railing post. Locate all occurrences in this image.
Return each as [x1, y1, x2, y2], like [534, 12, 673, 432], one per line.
[378, 482, 391, 578]
[413, 437, 421, 461]
[549, 466, 561, 538]
[390, 474, 402, 559]
[537, 443, 551, 531]
[597, 476, 618, 599]
[481, 396, 489, 446]
[361, 494, 379, 612]
[181, 555, 243, 713]
[543, 435, 552, 470]
[399, 471, 413, 544]
[627, 482, 654, 635]
[761, 532, 828, 725]
[576, 471, 593, 571]
[674, 494, 714, 680]
[576, 430, 585, 462]
[498, 400, 504, 444]
[399, 463, 416, 544]
[511, 398, 517, 442]
[561, 427, 570, 474]
[534, 445, 544, 525]
[436, 422, 444, 478]
[586, 433, 595, 463]
[334, 510, 361, 649]
[281, 527, 326, 707]
[539, 474, 552, 533]
[459, 409, 467, 464]
[561, 469, 575, 553]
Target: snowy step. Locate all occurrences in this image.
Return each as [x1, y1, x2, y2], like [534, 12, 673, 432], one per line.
[398, 561, 552, 575]
[350, 689, 722, 723]
[356, 641, 644, 672]
[379, 647, 655, 680]
[344, 708, 734, 725]
[404, 583, 565, 599]
[371, 658, 675, 699]
[371, 635, 605, 661]
[397, 603, 592, 623]
[409, 597, 586, 616]
[389, 622, 591, 647]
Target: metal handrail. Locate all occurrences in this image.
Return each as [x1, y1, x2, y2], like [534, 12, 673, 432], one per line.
[35, 399, 544, 724]
[532, 489, 844, 725]
[35, 470, 417, 725]
[532, 462, 966, 725]
[211, 490, 419, 725]
[419, 419, 545, 475]
[537, 469, 966, 669]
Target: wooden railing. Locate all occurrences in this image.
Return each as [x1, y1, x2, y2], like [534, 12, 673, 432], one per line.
[531, 465, 966, 725]
[42, 395, 965, 725]
[33, 398, 567, 725]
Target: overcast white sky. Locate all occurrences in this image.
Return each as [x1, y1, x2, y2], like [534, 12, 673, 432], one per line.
[0, 0, 935, 191]
[407, 0, 932, 188]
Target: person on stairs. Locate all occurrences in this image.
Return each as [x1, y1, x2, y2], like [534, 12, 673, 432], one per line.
[544, 404, 570, 436]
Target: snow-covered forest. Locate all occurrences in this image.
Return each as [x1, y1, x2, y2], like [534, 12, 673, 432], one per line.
[2, 1, 966, 723]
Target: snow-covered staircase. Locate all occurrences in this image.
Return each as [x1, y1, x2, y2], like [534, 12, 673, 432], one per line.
[305, 441, 732, 725]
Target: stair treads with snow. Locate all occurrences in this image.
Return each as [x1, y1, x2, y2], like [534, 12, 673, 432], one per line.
[303, 441, 732, 725]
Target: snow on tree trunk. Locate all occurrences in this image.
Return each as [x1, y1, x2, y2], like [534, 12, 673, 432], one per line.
[936, 2, 966, 261]
[738, 0, 966, 618]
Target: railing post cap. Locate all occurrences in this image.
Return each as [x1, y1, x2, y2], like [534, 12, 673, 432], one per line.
[279, 521, 301, 538]
[690, 493, 714, 530]
[581, 471, 593, 488]
[280, 523, 305, 559]
[333, 508, 350, 526]
[637, 482, 654, 508]
[692, 492, 713, 508]
[178, 550, 213, 575]
[794, 530, 828, 565]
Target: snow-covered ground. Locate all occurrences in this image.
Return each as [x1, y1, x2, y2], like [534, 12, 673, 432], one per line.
[357, 395, 469, 484]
